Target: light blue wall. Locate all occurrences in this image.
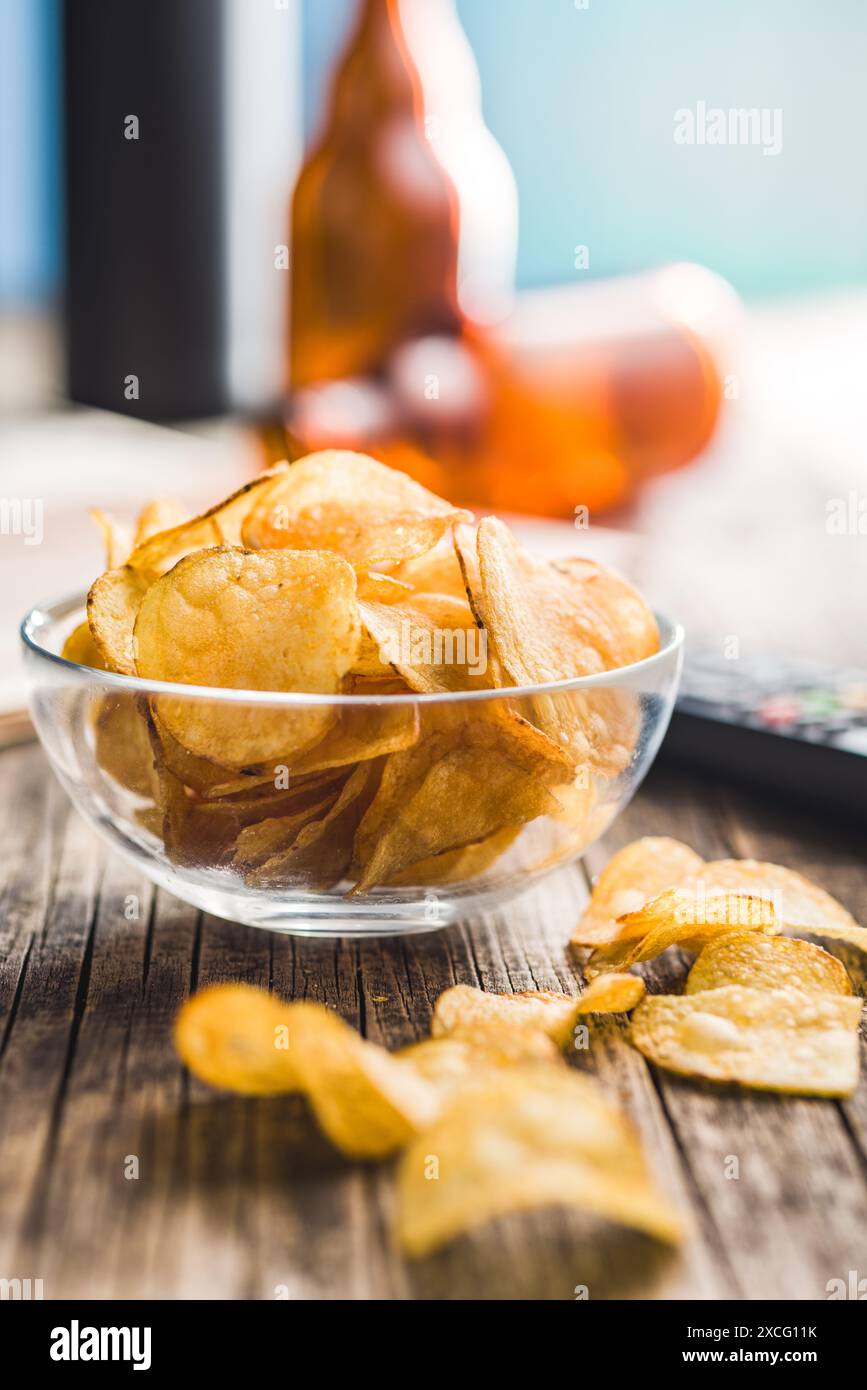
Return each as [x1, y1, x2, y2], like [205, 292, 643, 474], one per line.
[303, 0, 867, 298]
[0, 0, 60, 305]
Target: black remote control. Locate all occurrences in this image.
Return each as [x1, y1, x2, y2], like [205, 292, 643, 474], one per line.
[659, 648, 867, 822]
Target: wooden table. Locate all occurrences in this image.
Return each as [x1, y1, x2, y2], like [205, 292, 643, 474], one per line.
[1, 732, 865, 1301]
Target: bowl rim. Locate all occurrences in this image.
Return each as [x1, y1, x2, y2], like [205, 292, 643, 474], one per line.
[21, 590, 684, 708]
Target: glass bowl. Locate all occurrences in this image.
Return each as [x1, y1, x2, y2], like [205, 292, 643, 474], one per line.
[21, 594, 683, 936]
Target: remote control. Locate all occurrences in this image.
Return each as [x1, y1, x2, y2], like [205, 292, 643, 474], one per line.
[659, 648, 867, 821]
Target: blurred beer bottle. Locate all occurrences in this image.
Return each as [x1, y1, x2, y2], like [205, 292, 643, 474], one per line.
[288, 0, 517, 389]
[265, 0, 736, 517]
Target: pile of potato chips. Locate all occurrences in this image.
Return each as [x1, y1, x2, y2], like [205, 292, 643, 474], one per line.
[174, 978, 681, 1257]
[171, 841, 864, 1259]
[571, 837, 866, 1096]
[63, 451, 660, 894]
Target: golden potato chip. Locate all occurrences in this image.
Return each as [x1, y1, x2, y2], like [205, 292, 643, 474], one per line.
[396, 1066, 683, 1256]
[351, 714, 570, 891]
[385, 826, 520, 887]
[148, 712, 276, 797]
[586, 890, 778, 976]
[93, 695, 158, 800]
[228, 787, 345, 872]
[571, 837, 706, 947]
[245, 760, 381, 889]
[393, 532, 469, 600]
[275, 700, 419, 779]
[397, 1028, 561, 1085]
[359, 592, 488, 694]
[240, 450, 472, 570]
[432, 984, 584, 1049]
[86, 565, 149, 675]
[61, 619, 107, 671]
[287, 1002, 441, 1159]
[355, 571, 413, 603]
[786, 924, 867, 991]
[630, 985, 862, 1096]
[133, 496, 188, 547]
[686, 932, 853, 998]
[90, 508, 133, 569]
[474, 517, 659, 760]
[576, 972, 646, 1014]
[135, 547, 360, 767]
[126, 463, 289, 577]
[669, 859, 860, 935]
[174, 984, 301, 1095]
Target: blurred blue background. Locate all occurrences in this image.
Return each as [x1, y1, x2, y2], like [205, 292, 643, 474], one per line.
[3, 0, 866, 306]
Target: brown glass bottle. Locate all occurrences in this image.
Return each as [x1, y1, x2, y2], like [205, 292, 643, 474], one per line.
[288, 0, 517, 389]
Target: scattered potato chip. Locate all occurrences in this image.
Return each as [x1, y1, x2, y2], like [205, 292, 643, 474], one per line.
[630, 985, 862, 1096]
[86, 565, 149, 675]
[287, 1002, 441, 1159]
[686, 932, 853, 998]
[432, 984, 584, 1049]
[576, 972, 646, 1013]
[586, 889, 778, 976]
[61, 619, 107, 671]
[241, 450, 473, 570]
[396, 1066, 683, 1256]
[397, 1028, 561, 1086]
[666, 859, 860, 935]
[135, 547, 360, 767]
[174, 984, 301, 1095]
[572, 837, 706, 947]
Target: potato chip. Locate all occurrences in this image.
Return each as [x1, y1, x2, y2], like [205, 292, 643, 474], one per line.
[245, 760, 382, 889]
[359, 592, 488, 694]
[397, 1028, 561, 1086]
[241, 450, 472, 570]
[273, 700, 419, 779]
[149, 712, 276, 797]
[93, 694, 159, 800]
[126, 463, 289, 577]
[61, 619, 107, 671]
[432, 984, 584, 1049]
[571, 837, 706, 947]
[686, 932, 853, 998]
[586, 889, 778, 976]
[135, 547, 360, 767]
[86, 565, 149, 675]
[90, 508, 133, 569]
[576, 972, 646, 1013]
[355, 571, 413, 603]
[351, 714, 570, 891]
[396, 1066, 683, 1256]
[474, 518, 659, 760]
[133, 496, 188, 548]
[174, 984, 301, 1095]
[228, 788, 345, 871]
[287, 1002, 441, 1159]
[669, 859, 860, 935]
[630, 985, 862, 1096]
[392, 532, 469, 600]
[385, 826, 520, 887]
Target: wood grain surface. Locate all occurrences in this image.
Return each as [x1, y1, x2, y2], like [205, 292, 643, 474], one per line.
[1, 736, 864, 1301]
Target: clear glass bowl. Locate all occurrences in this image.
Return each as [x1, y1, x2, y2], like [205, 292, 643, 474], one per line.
[21, 594, 683, 936]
